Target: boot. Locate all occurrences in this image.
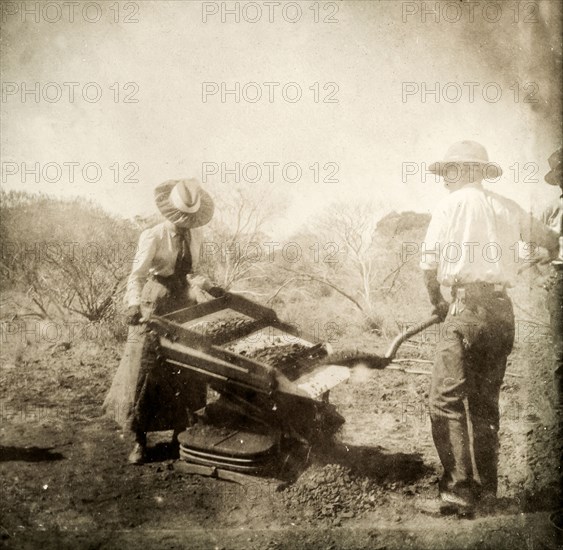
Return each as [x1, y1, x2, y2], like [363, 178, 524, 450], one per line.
[128, 432, 147, 465]
[416, 491, 474, 519]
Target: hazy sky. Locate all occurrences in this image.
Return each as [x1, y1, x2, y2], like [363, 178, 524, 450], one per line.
[1, 0, 561, 237]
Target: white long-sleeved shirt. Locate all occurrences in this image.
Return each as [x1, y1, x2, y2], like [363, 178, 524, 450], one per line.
[420, 182, 557, 286]
[125, 222, 203, 307]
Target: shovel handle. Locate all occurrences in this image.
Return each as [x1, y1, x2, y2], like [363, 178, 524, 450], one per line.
[384, 315, 441, 361]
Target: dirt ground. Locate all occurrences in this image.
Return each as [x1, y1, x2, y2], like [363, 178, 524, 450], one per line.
[0, 318, 561, 550]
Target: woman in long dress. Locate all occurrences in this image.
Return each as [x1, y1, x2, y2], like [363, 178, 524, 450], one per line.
[103, 178, 214, 464]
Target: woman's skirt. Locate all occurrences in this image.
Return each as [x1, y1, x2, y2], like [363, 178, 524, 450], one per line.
[103, 328, 206, 433]
[102, 278, 206, 433]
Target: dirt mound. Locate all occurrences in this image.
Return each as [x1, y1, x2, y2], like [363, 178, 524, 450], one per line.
[280, 463, 385, 521]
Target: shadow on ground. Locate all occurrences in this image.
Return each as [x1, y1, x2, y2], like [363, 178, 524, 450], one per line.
[144, 441, 179, 462]
[0, 445, 64, 462]
[318, 442, 431, 484]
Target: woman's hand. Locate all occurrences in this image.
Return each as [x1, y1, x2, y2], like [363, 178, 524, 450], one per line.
[186, 274, 212, 291]
[125, 305, 143, 325]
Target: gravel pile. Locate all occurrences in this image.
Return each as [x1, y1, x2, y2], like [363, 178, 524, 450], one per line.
[320, 349, 389, 369]
[192, 316, 260, 344]
[280, 464, 384, 520]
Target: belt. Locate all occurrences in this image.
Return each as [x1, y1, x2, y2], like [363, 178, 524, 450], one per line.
[452, 282, 507, 297]
[151, 272, 187, 288]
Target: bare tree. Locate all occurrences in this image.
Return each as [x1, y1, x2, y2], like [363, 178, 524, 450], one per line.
[1, 191, 136, 321]
[200, 184, 288, 291]
[278, 201, 413, 331]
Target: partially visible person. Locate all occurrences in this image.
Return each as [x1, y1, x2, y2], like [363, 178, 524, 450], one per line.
[418, 141, 558, 517]
[542, 147, 562, 400]
[542, 200, 562, 244]
[103, 178, 215, 464]
[542, 147, 563, 240]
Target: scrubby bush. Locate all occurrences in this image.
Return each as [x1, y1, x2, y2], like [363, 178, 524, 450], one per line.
[0, 190, 139, 322]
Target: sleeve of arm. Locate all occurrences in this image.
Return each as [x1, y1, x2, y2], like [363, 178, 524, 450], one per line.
[519, 208, 559, 259]
[419, 209, 443, 271]
[420, 208, 446, 307]
[541, 203, 555, 227]
[125, 230, 157, 307]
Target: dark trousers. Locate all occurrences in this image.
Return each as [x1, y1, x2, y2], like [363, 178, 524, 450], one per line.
[430, 286, 515, 502]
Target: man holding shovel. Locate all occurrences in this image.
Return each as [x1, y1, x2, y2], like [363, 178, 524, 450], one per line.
[418, 141, 558, 517]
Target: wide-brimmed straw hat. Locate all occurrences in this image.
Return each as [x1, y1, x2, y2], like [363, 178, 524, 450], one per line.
[155, 178, 214, 228]
[429, 140, 502, 180]
[544, 147, 562, 186]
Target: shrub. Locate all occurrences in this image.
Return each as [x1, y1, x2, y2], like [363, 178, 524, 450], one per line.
[1, 190, 138, 322]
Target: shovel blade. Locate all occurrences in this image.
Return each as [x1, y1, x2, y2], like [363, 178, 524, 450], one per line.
[323, 351, 391, 370]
